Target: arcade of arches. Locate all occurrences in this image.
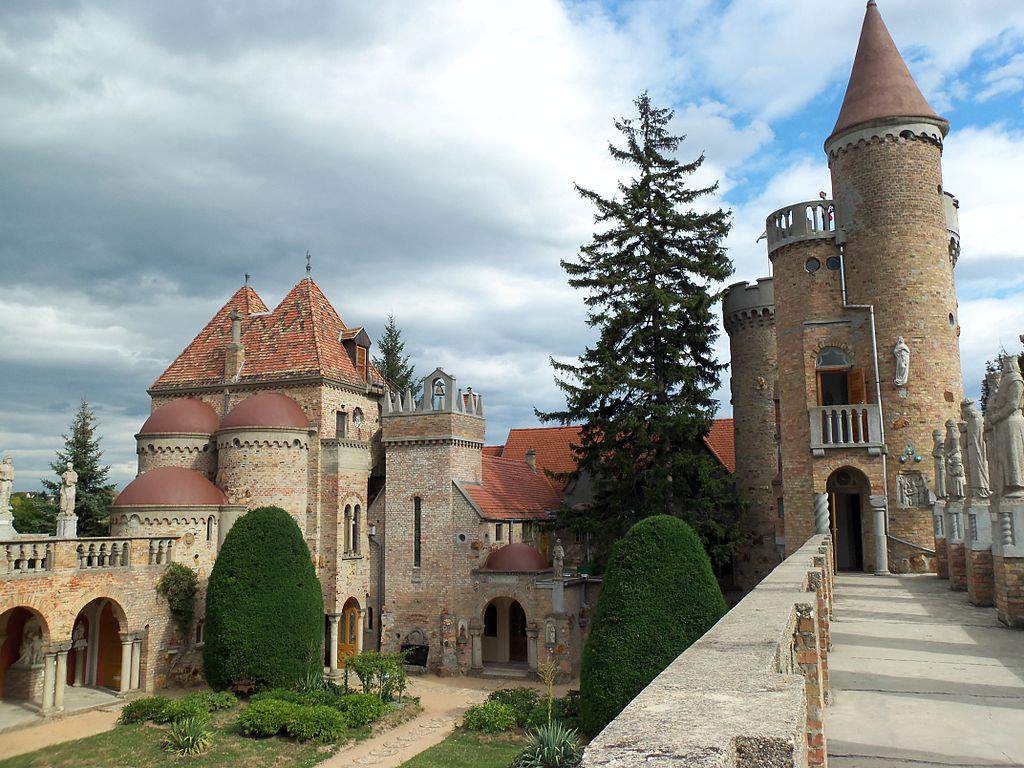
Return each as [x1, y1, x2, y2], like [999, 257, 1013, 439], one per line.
[0, 598, 144, 716]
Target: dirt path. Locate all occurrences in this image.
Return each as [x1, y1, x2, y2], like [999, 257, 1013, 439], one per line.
[321, 676, 570, 768]
[0, 707, 123, 760]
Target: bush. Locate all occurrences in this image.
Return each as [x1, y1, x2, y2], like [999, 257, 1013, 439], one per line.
[203, 506, 324, 691]
[335, 692, 387, 727]
[153, 696, 210, 724]
[119, 696, 171, 724]
[513, 722, 583, 768]
[345, 651, 408, 702]
[527, 693, 581, 730]
[578, 515, 727, 736]
[285, 704, 348, 742]
[237, 699, 299, 737]
[487, 688, 540, 727]
[161, 715, 213, 756]
[250, 688, 305, 706]
[193, 689, 238, 711]
[462, 701, 517, 733]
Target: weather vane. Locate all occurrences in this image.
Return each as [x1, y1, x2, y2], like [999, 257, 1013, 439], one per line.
[305, 250, 312, 277]
[244, 272, 250, 286]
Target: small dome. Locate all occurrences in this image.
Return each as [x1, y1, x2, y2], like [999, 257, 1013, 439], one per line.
[484, 543, 549, 572]
[219, 393, 308, 431]
[138, 399, 219, 436]
[113, 467, 227, 507]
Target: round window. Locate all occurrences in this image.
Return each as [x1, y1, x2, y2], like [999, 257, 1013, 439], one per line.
[826, 256, 841, 271]
[805, 258, 821, 274]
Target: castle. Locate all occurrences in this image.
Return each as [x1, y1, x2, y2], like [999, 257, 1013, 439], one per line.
[724, 0, 963, 590]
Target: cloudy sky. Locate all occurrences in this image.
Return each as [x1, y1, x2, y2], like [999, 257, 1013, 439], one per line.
[2, 0, 1024, 491]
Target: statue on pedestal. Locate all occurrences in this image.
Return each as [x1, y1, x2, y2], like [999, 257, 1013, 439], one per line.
[893, 337, 911, 387]
[56, 462, 79, 538]
[932, 429, 946, 500]
[944, 421, 964, 500]
[552, 537, 565, 575]
[0, 457, 15, 538]
[962, 400, 990, 499]
[991, 355, 1024, 499]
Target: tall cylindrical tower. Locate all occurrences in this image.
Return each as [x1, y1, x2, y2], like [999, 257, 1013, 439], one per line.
[826, 1, 963, 561]
[723, 278, 780, 590]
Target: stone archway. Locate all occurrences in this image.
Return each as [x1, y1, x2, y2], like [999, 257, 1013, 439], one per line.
[827, 467, 872, 571]
[0, 606, 50, 707]
[69, 597, 141, 695]
[481, 597, 530, 667]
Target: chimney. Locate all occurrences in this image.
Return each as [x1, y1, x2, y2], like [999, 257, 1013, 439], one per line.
[224, 309, 244, 381]
[525, 448, 537, 472]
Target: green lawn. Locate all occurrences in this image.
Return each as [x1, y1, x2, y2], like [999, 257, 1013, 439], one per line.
[397, 730, 528, 768]
[0, 707, 345, 768]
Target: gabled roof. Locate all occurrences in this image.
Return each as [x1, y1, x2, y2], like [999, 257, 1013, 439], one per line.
[704, 418, 736, 474]
[461, 455, 563, 521]
[830, 0, 946, 140]
[152, 278, 377, 390]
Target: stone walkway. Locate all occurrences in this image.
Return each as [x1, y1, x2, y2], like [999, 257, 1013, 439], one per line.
[827, 573, 1024, 767]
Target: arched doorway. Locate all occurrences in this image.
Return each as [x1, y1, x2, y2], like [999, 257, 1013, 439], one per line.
[827, 467, 870, 571]
[339, 598, 361, 660]
[71, 598, 134, 693]
[481, 597, 528, 667]
[0, 607, 49, 706]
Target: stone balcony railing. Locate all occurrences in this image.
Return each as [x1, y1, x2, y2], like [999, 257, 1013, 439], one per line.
[582, 534, 835, 768]
[809, 403, 883, 456]
[1, 535, 178, 576]
[766, 200, 836, 255]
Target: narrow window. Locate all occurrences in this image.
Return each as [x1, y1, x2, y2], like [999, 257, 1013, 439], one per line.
[195, 619, 204, 644]
[344, 505, 352, 553]
[484, 603, 498, 637]
[495, 523, 504, 542]
[356, 346, 368, 381]
[353, 505, 361, 554]
[413, 497, 422, 567]
[206, 517, 214, 542]
[336, 410, 347, 438]
[366, 606, 373, 630]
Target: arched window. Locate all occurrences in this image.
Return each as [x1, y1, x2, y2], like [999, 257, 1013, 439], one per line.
[366, 606, 374, 630]
[431, 379, 446, 411]
[353, 505, 361, 554]
[413, 497, 422, 567]
[344, 505, 352, 553]
[484, 603, 498, 637]
[206, 516, 215, 542]
[195, 619, 205, 645]
[815, 347, 865, 407]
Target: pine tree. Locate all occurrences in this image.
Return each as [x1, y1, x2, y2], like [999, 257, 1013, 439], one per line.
[538, 93, 739, 565]
[41, 399, 117, 537]
[373, 314, 420, 398]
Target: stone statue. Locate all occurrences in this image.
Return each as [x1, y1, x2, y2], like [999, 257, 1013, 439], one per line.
[0, 456, 13, 513]
[552, 537, 565, 574]
[949, 453, 966, 500]
[58, 462, 78, 518]
[961, 400, 990, 498]
[72, 622, 86, 649]
[944, 421, 964, 500]
[897, 474, 912, 507]
[893, 337, 911, 387]
[991, 354, 1024, 498]
[932, 429, 946, 500]
[15, 618, 45, 667]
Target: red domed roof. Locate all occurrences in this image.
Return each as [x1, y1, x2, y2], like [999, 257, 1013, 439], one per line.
[219, 393, 308, 430]
[483, 543, 549, 573]
[112, 467, 227, 507]
[138, 399, 219, 436]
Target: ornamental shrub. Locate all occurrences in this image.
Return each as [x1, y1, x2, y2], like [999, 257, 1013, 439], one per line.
[153, 696, 209, 724]
[285, 704, 348, 742]
[237, 699, 300, 737]
[526, 692, 580, 731]
[161, 715, 213, 756]
[156, 562, 198, 641]
[578, 515, 727, 736]
[462, 701, 517, 733]
[512, 722, 583, 768]
[203, 506, 324, 691]
[487, 688, 540, 727]
[119, 696, 171, 724]
[335, 692, 387, 727]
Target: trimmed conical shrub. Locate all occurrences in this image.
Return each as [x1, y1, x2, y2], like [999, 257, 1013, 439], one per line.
[203, 506, 324, 690]
[578, 515, 728, 736]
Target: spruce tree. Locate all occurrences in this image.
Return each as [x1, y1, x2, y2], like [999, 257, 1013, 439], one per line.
[41, 399, 117, 537]
[539, 93, 739, 564]
[373, 314, 420, 398]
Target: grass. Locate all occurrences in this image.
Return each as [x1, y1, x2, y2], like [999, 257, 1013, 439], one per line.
[0, 698, 419, 768]
[396, 730, 529, 768]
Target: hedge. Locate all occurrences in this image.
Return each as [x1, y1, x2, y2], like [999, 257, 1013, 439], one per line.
[203, 506, 324, 691]
[578, 515, 728, 736]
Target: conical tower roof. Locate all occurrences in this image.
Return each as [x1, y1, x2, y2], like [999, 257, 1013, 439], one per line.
[830, 1, 947, 141]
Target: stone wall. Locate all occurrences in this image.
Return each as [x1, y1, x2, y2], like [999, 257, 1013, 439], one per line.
[582, 534, 834, 768]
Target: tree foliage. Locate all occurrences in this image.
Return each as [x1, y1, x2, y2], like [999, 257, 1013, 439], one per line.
[11, 493, 57, 535]
[203, 506, 324, 691]
[538, 93, 740, 565]
[40, 398, 116, 537]
[157, 562, 199, 641]
[373, 314, 420, 399]
[578, 515, 727, 736]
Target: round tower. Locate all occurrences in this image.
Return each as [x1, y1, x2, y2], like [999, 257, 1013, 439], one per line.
[723, 278, 781, 589]
[136, 398, 217, 479]
[826, 1, 963, 562]
[215, 392, 310, 531]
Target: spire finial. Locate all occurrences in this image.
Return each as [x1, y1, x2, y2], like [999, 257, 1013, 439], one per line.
[244, 272, 251, 286]
[305, 250, 312, 278]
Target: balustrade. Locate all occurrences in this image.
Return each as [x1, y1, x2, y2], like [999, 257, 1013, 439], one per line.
[2, 540, 55, 573]
[766, 200, 837, 254]
[1, 535, 178, 574]
[809, 403, 883, 452]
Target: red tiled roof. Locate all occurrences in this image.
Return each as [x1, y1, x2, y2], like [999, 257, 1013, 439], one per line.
[152, 279, 377, 390]
[495, 421, 735, 478]
[462, 455, 563, 521]
[481, 446, 503, 457]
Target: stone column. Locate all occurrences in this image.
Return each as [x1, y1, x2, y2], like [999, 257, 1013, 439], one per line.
[869, 495, 889, 575]
[965, 499, 995, 606]
[994, 500, 1024, 628]
[526, 624, 539, 671]
[130, 638, 142, 690]
[327, 614, 340, 673]
[41, 651, 57, 713]
[469, 621, 484, 671]
[73, 644, 86, 687]
[356, 611, 365, 654]
[118, 634, 133, 695]
[54, 644, 70, 711]
[86, 608, 101, 686]
[813, 493, 830, 535]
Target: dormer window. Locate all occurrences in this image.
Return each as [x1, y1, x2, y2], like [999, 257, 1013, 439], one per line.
[339, 327, 372, 383]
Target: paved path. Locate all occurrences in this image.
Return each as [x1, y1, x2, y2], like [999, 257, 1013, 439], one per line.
[827, 573, 1024, 767]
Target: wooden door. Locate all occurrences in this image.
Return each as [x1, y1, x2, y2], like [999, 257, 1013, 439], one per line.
[339, 604, 359, 660]
[848, 368, 867, 404]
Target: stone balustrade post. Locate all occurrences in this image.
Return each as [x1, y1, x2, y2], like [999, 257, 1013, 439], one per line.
[869, 495, 889, 575]
[813, 493, 830, 535]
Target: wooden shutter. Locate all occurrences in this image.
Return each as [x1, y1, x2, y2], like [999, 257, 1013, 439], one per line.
[848, 368, 867, 404]
[356, 346, 367, 381]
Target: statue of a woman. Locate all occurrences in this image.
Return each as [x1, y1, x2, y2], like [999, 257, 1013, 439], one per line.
[962, 400, 990, 498]
[893, 337, 911, 387]
[932, 429, 946, 500]
[993, 355, 1024, 498]
[58, 462, 78, 518]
